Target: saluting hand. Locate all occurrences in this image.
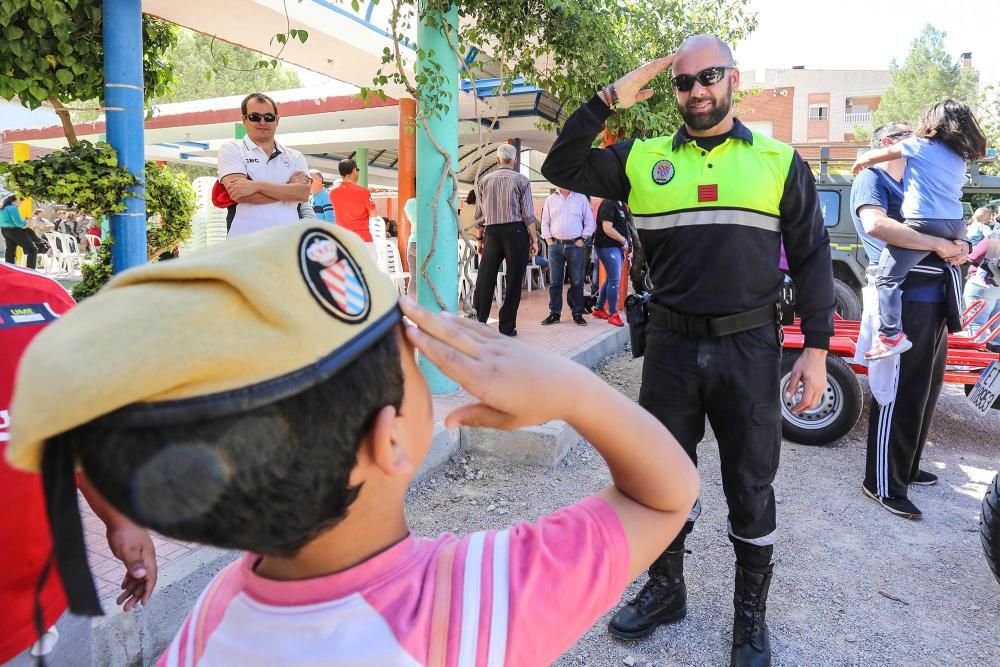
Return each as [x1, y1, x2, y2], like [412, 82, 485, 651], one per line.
[610, 55, 675, 109]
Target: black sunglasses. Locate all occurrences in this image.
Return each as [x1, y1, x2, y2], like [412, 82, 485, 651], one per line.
[245, 112, 277, 123]
[671, 66, 732, 92]
[885, 130, 913, 140]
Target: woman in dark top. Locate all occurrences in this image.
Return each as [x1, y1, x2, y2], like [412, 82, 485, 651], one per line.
[592, 199, 630, 326]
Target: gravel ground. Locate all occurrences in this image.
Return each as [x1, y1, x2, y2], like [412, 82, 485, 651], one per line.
[405, 350, 1000, 667]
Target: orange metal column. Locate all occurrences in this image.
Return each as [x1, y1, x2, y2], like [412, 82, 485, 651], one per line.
[398, 98, 417, 271]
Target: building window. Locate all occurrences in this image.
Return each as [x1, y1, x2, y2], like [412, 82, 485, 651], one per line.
[809, 104, 829, 121]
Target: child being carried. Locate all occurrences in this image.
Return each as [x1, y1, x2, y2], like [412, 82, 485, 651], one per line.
[853, 98, 986, 359]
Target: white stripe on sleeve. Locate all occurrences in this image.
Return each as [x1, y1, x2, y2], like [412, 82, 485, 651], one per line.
[486, 530, 510, 667]
[458, 532, 487, 666]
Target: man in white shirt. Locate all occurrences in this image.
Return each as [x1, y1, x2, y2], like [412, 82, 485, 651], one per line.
[217, 93, 310, 238]
[540, 188, 596, 326]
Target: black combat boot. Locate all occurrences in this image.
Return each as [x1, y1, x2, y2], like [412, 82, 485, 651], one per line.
[608, 549, 686, 640]
[730, 564, 772, 667]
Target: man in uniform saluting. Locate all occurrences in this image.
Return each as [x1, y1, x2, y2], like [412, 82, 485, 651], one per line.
[542, 36, 835, 666]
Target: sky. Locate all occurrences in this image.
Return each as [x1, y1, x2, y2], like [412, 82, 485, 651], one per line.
[733, 0, 1000, 86]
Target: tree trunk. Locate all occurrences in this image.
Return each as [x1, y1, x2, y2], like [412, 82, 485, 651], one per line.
[48, 97, 78, 145]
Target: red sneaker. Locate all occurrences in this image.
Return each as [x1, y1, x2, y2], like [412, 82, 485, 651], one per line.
[865, 332, 912, 360]
[592, 308, 609, 320]
[607, 312, 624, 327]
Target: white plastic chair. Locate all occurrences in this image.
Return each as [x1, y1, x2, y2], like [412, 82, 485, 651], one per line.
[84, 234, 101, 254]
[378, 240, 409, 294]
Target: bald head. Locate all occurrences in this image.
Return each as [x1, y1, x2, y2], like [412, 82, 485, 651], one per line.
[674, 35, 735, 70]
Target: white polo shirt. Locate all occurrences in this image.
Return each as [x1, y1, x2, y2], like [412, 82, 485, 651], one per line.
[217, 136, 309, 238]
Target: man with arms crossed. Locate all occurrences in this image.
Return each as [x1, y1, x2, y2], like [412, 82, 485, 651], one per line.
[218, 93, 310, 238]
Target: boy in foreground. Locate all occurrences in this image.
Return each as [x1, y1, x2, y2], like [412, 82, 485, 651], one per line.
[8, 222, 699, 666]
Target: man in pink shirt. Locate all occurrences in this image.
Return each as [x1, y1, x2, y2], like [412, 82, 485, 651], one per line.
[8, 223, 699, 666]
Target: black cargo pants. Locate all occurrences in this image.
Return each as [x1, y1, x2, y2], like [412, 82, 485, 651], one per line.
[639, 320, 782, 570]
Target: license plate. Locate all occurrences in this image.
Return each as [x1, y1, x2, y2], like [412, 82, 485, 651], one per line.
[967, 361, 1000, 415]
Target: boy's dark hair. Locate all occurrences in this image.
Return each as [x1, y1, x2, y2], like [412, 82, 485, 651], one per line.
[2, 194, 16, 208]
[916, 98, 987, 161]
[53, 332, 404, 557]
[240, 92, 278, 116]
[339, 159, 358, 177]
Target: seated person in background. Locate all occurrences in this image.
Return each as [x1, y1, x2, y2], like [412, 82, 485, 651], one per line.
[8, 223, 698, 667]
[308, 170, 335, 223]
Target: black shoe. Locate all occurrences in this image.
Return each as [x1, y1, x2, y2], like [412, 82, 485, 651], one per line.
[862, 485, 922, 519]
[500, 329, 517, 337]
[911, 470, 938, 486]
[731, 564, 772, 667]
[608, 550, 686, 640]
[573, 314, 587, 326]
[541, 313, 560, 325]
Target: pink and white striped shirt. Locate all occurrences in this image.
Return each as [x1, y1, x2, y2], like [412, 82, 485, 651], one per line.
[157, 496, 629, 667]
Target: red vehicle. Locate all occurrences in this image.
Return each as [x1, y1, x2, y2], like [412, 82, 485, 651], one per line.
[779, 302, 1000, 445]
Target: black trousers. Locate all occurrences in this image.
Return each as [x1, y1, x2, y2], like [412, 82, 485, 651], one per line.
[865, 299, 948, 499]
[640, 321, 781, 570]
[475, 222, 529, 335]
[2, 227, 38, 268]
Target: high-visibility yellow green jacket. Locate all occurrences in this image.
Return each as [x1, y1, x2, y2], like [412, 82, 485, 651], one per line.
[541, 96, 835, 350]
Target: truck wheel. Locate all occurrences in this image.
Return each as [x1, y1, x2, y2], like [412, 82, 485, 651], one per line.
[982, 473, 1000, 585]
[780, 351, 863, 446]
[834, 278, 862, 320]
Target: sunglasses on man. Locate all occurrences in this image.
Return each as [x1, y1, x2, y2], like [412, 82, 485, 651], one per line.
[244, 112, 278, 123]
[885, 130, 913, 140]
[671, 66, 733, 93]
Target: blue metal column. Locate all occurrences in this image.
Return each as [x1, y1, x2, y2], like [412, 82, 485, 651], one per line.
[416, 5, 459, 393]
[104, 0, 147, 273]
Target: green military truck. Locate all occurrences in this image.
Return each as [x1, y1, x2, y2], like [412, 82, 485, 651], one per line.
[810, 149, 1000, 320]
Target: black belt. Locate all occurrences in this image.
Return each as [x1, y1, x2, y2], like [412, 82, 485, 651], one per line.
[648, 302, 777, 339]
[552, 237, 582, 244]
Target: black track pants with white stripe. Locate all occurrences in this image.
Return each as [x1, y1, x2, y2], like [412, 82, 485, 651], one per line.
[865, 299, 948, 499]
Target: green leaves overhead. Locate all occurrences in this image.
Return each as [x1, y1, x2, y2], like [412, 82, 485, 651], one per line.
[0, 2, 177, 114]
[871, 24, 980, 135]
[362, 0, 756, 139]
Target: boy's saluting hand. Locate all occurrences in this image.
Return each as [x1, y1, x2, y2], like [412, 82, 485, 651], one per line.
[401, 296, 584, 430]
[400, 296, 700, 580]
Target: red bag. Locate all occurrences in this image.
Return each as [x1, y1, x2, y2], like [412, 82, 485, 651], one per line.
[211, 180, 236, 208]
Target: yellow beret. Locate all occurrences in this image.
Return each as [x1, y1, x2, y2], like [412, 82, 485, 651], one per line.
[8, 222, 400, 472]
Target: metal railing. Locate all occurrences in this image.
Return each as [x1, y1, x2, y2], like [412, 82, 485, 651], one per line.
[845, 112, 872, 125]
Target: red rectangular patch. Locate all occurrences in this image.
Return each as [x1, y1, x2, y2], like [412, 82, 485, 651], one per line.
[698, 184, 718, 202]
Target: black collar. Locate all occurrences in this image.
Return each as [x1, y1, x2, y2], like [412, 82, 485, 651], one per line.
[671, 117, 754, 150]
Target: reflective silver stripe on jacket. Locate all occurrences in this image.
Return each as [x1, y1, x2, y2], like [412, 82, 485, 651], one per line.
[633, 209, 781, 233]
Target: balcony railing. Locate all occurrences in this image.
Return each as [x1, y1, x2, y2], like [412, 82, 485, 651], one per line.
[845, 112, 872, 126]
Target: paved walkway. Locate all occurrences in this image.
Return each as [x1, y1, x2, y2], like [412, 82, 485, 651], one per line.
[79, 287, 626, 602]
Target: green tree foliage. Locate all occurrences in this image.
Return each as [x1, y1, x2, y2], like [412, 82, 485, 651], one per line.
[0, 0, 177, 144]
[145, 163, 196, 260]
[869, 25, 979, 133]
[151, 28, 301, 105]
[0, 141, 136, 219]
[368, 0, 756, 140]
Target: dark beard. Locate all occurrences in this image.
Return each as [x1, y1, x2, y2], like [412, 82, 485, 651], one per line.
[679, 84, 733, 131]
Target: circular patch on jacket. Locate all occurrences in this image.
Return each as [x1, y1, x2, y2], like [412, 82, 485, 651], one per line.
[299, 229, 371, 323]
[651, 160, 675, 185]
